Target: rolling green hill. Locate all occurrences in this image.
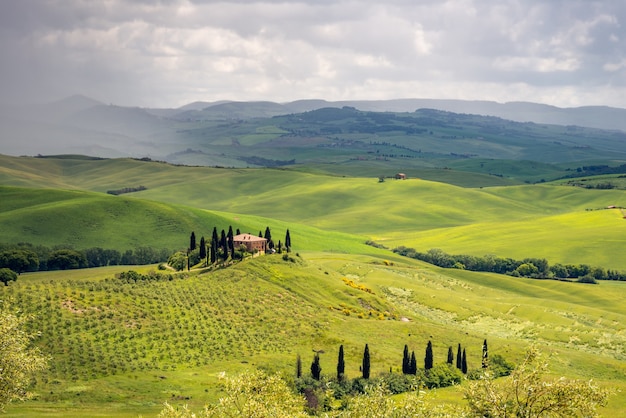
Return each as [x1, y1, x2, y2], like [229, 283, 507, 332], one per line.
[2, 253, 626, 416]
[1, 154, 626, 416]
[1, 155, 625, 270]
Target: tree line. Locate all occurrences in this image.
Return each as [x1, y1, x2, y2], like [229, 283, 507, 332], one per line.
[0, 243, 171, 282]
[392, 246, 626, 282]
[168, 226, 292, 271]
[294, 339, 514, 413]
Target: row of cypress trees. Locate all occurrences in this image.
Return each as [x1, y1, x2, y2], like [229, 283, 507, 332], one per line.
[299, 340, 488, 380]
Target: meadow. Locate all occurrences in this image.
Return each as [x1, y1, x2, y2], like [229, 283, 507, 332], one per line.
[0, 154, 625, 416]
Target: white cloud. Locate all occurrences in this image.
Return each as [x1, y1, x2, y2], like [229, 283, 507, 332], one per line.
[0, 0, 625, 108]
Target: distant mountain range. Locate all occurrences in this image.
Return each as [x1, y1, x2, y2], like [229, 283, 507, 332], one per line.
[1, 95, 626, 163]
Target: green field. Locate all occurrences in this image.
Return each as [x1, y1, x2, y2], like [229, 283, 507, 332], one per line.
[1, 154, 626, 416]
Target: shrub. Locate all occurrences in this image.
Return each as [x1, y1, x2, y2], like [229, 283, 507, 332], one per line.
[0, 268, 17, 285]
[424, 363, 463, 388]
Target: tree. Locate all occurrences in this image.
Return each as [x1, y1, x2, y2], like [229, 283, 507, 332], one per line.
[0, 249, 39, 274]
[462, 348, 468, 374]
[47, 249, 87, 270]
[482, 339, 488, 368]
[409, 351, 417, 375]
[296, 354, 302, 378]
[311, 354, 321, 380]
[168, 251, 187, 271]
[227, 226, 235, 258]
[362, 344, 371, 379]
[0, 268, 18, 285]
[447, 346, 454, 365]
[189, 231, 196, 251]
[220, 230, 228, 261]
[425, 340, 434, 370]
[285, 229, 292, 252]
[464, 346, 610, 418]
[0, 303, 48, 411]
[402, 344, 410, 374]
[199, 236, 206, 261]
[456, 343, 462, 370]
[337, 345, 345, 380]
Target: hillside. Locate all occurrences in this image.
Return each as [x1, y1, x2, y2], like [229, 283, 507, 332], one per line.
[2, 253, 625, 416]
[1, 155, 624, 270]
[2, 98, 626, 182]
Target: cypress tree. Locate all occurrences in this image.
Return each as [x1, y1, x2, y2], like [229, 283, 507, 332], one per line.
[462, 348, 468, 374]
[410, 351, 417, 375]
[425, 340, 434, 370]
[311, 354, 321, 380]
[285, 229, 292, 252]
[210, 227, 218, 264]
[447, 346, 454, 365]
[227, 226, 235, 259]
[402, 344, 410, 374]
[220, 230, 228, 261]
[189, 231, 196, 251]
[482, 339, 489, 368]
[456, 343, 462, 370]
[296, 354, 302, 378]
[199, 236, 206, 261]
[277, 240, 282, 254]
[236, 228, 241, 235]
[362, 344, 370, 379]
[337, 345, 345, 380]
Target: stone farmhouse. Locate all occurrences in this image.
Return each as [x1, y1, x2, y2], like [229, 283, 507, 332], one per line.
[233, 233, 267, 254]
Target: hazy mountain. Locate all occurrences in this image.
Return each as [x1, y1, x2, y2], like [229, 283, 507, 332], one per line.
[2, 94, 626, 163]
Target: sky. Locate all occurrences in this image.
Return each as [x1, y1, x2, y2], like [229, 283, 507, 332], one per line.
[0, 0, 625, 108]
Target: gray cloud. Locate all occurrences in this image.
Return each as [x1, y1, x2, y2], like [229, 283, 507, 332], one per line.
[0, 0, 624, 107]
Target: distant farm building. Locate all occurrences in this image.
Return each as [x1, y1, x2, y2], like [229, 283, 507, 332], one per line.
[233, 233, 267, 254]
[395, 173, 407, 180]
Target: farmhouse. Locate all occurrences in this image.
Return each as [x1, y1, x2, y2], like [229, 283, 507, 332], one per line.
[395, 173, 407, 180]
[233, 233, 267, 254]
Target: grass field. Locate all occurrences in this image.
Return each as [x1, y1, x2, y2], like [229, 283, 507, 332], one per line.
[1, 154, 626, 416]
[2, 253, 626, 416]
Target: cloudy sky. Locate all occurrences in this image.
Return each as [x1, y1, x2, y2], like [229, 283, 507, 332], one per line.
[1, 0, 625, 108]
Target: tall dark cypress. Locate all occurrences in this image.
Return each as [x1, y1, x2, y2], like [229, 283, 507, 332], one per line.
[285, 229, 291, 252]
[425, 340, 434, 370]
[296, 354, 302, 378]
[220, 230, 228, 261]
[311, 354, 321, 380]
[189, 231, 196, 251]
[402, 344, 410, 374]
[462, 348, 468, 374]
[199, 236, 206, 260]
[236, 228, 241, 235]
[482, 339, 489, 368]
[210, 227, 218, 264]
[227, 225, 235, 258]
[447, 346, 454, 365]
[362, 344, 370, 379]
[456, 343, 462, 370]
[337, 345, 345, 380]
[410, 351, 417, 375]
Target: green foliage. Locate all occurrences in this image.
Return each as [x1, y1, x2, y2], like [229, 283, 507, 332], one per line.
[464, 346, 611, 418]
[0, 249, 39, 273]
[167, 251, 187, 271]
[47, 249, 88, 270]
[0, 303, 48, 411]
[159, 369, 308, 418]
[424, 363, 464, 389]
[0, 268, 18, 285]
